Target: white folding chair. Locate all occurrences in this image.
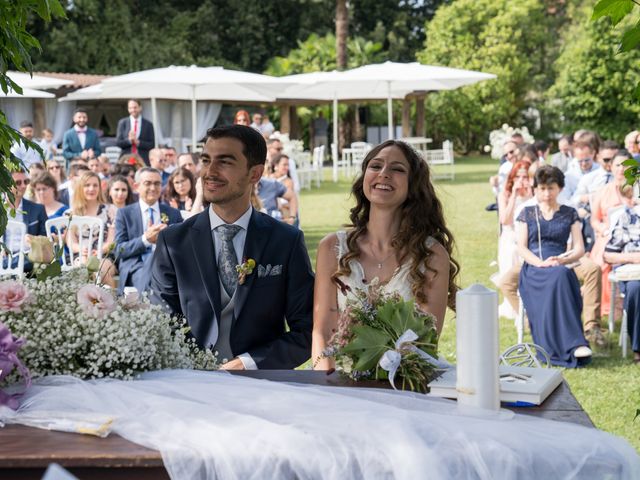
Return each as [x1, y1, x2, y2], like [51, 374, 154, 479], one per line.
[1, 220, 26, 276]
[67, 216, 104, 267]
[608, 272, 630, 358]
[46, 216, 71, 270]
[105, 146, 122, 164]
[311, 145, 325, 188]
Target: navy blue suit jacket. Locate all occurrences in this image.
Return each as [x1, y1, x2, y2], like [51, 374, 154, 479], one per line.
[150, 209, 314, 369]
[116, 117, 155, 165]
[21, 198, 47, 236]
[115, 202, 182, 294]
[62, 128, 102, 161]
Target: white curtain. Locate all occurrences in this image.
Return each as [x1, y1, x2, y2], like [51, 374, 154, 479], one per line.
[44, 99, 76, 145]
[141, 100, 221, 152]
[0, 98, 34, 130]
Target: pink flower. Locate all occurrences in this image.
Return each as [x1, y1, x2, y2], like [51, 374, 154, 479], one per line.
[77, 285, 116, 318]
[0, 281, 32, 313]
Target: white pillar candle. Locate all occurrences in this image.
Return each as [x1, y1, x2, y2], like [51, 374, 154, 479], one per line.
[455, 284, 500, 411]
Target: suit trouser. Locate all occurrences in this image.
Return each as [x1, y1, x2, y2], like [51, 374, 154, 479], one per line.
[498, 255, 602, 329]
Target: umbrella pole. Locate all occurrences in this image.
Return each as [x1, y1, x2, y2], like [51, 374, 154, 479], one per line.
[387, 81, 393, 140]
[151, 97, 158, 148]
[191, 89, 197, 153]
[332, 94, 339, 182]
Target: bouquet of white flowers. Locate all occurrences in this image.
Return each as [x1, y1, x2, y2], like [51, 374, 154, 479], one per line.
[0, 267, 217, 384]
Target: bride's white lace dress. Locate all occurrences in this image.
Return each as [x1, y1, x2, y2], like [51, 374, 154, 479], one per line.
[1, 233, 638, 479]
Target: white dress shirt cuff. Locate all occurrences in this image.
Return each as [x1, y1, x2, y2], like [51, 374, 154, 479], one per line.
[237, 352, 258, 370]
[141, 234, 151, 248]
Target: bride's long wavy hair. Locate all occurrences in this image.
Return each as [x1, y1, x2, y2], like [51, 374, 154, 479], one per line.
[332, 140, 460, 310]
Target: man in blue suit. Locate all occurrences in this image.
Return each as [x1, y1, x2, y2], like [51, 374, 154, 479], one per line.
[115, 167, 182, 295]
[62, 108, 101, 163]
[3, 169, 47, 271]
[116, 99, 155, 165]
[151, 125, 314, 370]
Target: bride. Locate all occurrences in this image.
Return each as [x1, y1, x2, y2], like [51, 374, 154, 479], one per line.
[312, 140, 460, 369]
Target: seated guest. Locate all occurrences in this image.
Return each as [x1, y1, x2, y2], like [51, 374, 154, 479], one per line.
[624, 130, 640, 160]
[37, 127, 58, 161]
[234, 110, 251, 126]
[148, 148, 170, 187]
[571, 140, 618, 210]
[257, 173, 298, 225]
[163, 146, 178, 174]
[496, 160, 533, 318]
[67, 171, 118, 287]
[490, 140, 520, 196]
[590, 150, 637, 320]
[267, 138, 300, 193]
[115, 167, 182, 294]
[2, 169, 47, 271]
[533, 140, 549, 163]
[98, 155, 112, 179]
[10, 121, 43, 169]
[31, 172, 68, 219]
[106, 175, 135, 210]
[163, 167, 197, 212]
[516, 165, 591, 367]
[178, 152, 198, 175]
[46, 158, 66, 186]
[117, 152, 145, 171]
[551, 135, 572, 172]
[58, 162, 90, 206]
[269, 153, 299, 224]
[604, 205, 640, 364]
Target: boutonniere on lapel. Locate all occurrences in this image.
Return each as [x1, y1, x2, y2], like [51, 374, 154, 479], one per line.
[160, 213, 170, 224]
[236, 258, 256, 285]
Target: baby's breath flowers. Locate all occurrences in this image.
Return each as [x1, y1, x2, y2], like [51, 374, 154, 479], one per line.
[0, 269, 217, 382]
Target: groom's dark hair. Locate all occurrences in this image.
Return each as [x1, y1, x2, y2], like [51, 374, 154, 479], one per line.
[205, 125, 267, 170]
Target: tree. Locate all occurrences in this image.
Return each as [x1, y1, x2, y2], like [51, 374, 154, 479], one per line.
[0, 0, 65, 236]
[29, 0, 335, 74]
[416, 0, 552, 152]
[547, 2, 640, 140]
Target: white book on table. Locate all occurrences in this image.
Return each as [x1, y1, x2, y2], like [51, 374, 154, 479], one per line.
[427, 365, 563, 405]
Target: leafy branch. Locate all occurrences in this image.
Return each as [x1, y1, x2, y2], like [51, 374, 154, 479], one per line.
[0, 0, 66, 236]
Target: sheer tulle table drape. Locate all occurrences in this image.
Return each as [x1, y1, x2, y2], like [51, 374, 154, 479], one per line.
[2, 370, 639, 480]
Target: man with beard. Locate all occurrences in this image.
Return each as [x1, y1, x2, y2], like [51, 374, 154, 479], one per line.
[150, 125, 313, 370]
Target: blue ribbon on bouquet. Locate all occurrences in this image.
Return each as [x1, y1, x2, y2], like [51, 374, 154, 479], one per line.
[378, 329, 451, 391]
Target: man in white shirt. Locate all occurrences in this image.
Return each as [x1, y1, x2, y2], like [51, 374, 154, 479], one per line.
[267, 138, 300, 193]
[570, 140, 618, 211]
[490, 140, 519, 196]
[564, 140, 600, 208]
[10, 121, 44, 169]
[114, 167, 182, 294]
[551, 135, 573, 172]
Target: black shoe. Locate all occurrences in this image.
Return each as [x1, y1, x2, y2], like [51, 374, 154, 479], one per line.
[485, 203, 498, 212]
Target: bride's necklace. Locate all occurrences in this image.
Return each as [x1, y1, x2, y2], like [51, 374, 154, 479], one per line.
[367, 243, 395, 269]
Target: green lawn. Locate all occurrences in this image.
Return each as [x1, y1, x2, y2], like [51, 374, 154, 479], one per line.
[299, 156, 640, 452]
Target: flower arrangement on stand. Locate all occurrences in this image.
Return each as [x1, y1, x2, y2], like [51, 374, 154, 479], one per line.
[317, 280, 446, 393]
[0, 237, 217, 406]
[486, 124, 535, 160]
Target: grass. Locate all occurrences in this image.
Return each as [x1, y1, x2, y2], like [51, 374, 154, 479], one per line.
[299, 156, 640, 453]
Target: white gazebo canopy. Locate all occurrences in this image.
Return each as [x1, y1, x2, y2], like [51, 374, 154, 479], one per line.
[277, 61, 497, 180]
[62, 65, 290, 148]
[6, 71, 73, 90]
[2, 87, 55, 99]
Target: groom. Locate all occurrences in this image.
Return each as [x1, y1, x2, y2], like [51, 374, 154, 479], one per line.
[150, 125, 314, 370]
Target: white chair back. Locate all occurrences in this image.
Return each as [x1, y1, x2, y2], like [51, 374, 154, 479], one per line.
[105, 146, 122, 164]
[0, 220, 27, 276]
[350, 141, 371, 150]
[46, 216, 71, 270]
[68, 216, 105, 266]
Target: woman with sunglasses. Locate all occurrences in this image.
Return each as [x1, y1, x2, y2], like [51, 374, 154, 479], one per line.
[46, 158, 66, 185]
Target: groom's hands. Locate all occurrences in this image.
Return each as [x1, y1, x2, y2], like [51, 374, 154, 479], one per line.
[219, 358, 246, 370]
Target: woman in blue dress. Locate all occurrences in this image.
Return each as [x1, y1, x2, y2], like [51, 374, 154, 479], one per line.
[516, 166, 591, 367]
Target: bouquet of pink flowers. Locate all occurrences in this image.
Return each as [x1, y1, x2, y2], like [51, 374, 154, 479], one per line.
[319, 279, 444, 393]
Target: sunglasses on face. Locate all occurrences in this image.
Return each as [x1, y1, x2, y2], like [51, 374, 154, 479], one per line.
[601, 157, 613, 163]
[14, 179, 30, 186]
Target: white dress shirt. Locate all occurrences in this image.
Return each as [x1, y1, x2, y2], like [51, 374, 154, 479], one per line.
[570, 168, 612, 208]
[75, 126, 87, 149]
[130, 115, 141, 140]
[564, 163, 600, 206]
[208, 204, 257, 370]
[139, 199, 160, 249]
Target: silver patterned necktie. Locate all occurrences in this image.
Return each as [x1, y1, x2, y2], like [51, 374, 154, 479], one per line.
[216, 224, 242, 297]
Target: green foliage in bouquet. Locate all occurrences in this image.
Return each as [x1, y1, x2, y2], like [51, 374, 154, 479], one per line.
[322, 280, 441, 393]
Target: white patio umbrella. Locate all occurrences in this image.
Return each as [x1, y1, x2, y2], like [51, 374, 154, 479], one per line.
[2, 87, 55, 98]
[277, 62, 497, 180]
[5, 71, 72, 90]
[97, 65, 287, 148]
